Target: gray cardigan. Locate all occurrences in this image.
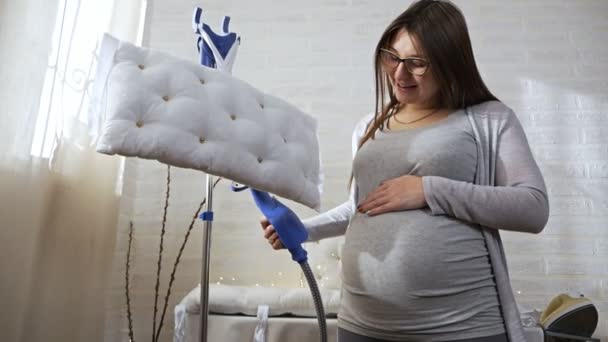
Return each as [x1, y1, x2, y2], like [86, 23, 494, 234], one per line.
[303, 100, 550, 342]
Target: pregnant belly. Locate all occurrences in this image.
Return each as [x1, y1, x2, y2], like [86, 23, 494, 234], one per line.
[341, 209, 490, 304]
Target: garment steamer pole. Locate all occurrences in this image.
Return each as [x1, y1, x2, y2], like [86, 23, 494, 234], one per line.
[192, 8, 238, 342]
[199, 174, 213, 342]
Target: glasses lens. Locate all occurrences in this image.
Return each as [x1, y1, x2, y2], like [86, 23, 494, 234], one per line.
[406, 59, 428, 76]
[379, 50, 399, 68]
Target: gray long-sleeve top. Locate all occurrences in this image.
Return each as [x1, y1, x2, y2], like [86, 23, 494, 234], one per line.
[302, 100, 550, 342]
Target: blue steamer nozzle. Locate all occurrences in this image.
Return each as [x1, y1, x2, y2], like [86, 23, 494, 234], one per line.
[250, 189, 309, 263]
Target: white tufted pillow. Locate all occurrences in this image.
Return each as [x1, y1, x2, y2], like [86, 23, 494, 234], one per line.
[92, 34, 322, 210]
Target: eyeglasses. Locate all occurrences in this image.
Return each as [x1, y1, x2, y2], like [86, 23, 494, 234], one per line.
[378, 48, 430, 76]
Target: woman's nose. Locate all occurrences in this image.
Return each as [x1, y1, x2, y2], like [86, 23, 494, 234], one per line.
[394, 61, 412, 80]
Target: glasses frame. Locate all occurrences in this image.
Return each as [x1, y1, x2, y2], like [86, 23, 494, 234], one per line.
[378, 48, 430, 76]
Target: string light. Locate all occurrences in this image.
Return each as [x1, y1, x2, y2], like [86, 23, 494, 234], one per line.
[210, 259, 340, 289]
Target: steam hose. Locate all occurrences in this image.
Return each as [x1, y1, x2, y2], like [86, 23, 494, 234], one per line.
[231, 184, 327, 342]
[300, 261, 327, 342]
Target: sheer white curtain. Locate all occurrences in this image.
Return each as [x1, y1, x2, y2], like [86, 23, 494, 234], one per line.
[0, 0, 145, 341]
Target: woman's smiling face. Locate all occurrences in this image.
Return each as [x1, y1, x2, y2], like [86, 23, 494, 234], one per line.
[382, 29, 440, 109]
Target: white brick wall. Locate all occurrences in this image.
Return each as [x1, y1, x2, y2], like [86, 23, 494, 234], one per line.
[104, 0, 608, 340]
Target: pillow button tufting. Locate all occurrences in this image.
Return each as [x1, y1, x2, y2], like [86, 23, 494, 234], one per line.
[199, 137, 205, 143]
[230, 114, 236, 120]
[162, 95, 170, 102]
[257, 157, 263, 163]
[138, 64, 145, 70]
[200, 79, 205, 84]
[260, 103, 264, 109]
[136, 121, 143, 128]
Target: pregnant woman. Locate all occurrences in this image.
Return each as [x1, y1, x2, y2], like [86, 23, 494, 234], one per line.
[261, 1, 549, 341]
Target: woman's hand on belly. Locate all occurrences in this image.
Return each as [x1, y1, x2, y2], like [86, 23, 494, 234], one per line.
[357, 175, 427, 216]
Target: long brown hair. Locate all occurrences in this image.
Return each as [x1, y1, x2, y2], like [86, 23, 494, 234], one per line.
[349, 0, 498, 189]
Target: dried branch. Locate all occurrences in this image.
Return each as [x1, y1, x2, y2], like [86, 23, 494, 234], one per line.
[152, 165, 171, 342]
[126, 221, 135, 342]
